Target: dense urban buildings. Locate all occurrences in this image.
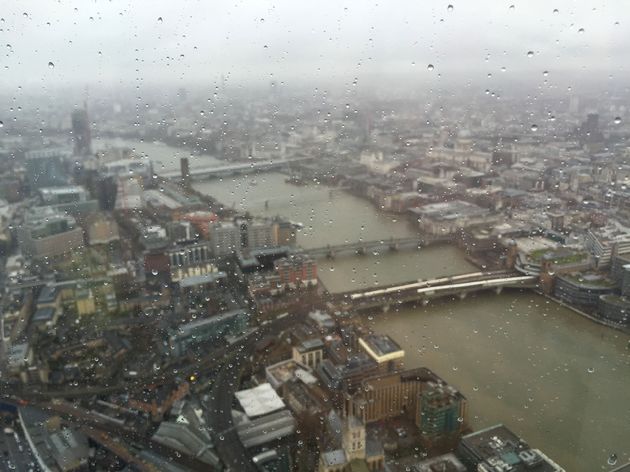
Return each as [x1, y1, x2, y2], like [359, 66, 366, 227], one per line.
[1, 2, 629, 471]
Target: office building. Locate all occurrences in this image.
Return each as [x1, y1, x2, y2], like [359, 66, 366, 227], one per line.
[17, 207, 84, 259]
[71, 106, 92, 156]
[553, 272, 616, 308]
[416, 381, 467, 445]
[410, 200, 497, 235]
[25, 149, 69, 190]
[209, 221, 241, 256]
[292, 338, 325, 370]
[167, 309, 249, 356]
[39, 185, 98, 215]
[457, 424, 565, 471]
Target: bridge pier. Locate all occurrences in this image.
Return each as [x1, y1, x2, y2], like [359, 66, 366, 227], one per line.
[356, 247, 366, 256]
[495, 286, 503, 295]
[382, 303, 390, 313]
[421, 299, 430, 306]
[458, 292, 468, 300]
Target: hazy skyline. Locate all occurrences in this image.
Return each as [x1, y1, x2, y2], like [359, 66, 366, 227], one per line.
[2, 0, 628, 95]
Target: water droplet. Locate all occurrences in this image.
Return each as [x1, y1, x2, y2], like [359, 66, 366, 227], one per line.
[447, 4, 454, 12]
[578, 27, 585, 33]
[587, 367, 595, 373]
[151, 269, 158, 276]
[553, 8, 559, 14]
[472, 386, 479, 392]
[22, 12, 28, 18]
[608, 454, 618, 466]
[48, 61, 54, 69]
[527, 51, 534, 58]
[509, 4, 515, 10]
[157, 16, 163, 22]
[530, 124, 538, 132]
[543, 70, 549, 76]
[427, 64, 434, 71]
[614, 117, 622, 125]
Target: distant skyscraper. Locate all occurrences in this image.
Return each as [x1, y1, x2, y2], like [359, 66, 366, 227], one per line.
[71, 104, 91, 156]
[180, 157, 191, 188]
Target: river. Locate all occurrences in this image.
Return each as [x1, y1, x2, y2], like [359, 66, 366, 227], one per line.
[192, 169, 630, 471]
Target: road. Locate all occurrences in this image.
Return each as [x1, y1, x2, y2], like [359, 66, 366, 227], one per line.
[203, 313, 300, 472]
[0, 425, 39, 472]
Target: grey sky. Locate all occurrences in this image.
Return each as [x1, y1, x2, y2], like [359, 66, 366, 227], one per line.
[2, 0, 628, 92]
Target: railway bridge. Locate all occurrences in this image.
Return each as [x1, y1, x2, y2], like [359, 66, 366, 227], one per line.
[332, 270, 538, 313]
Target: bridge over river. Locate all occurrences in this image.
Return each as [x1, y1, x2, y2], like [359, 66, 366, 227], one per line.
[304, 235, 454, 259]
[161, 156, 312, 181]
[330, 270, 538, 312]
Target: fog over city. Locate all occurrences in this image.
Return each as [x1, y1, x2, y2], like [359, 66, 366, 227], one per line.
[2, 0, 629, 94]
[1, 2, 630, 472]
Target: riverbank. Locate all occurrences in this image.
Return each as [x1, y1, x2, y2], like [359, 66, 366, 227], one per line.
[543, 292, 630, 336]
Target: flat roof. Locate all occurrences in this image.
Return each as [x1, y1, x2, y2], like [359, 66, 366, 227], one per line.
[359, 334, 404, 363]
[40, 185, 84, 195]
[37, 285, 59, 304]
[296, 338, 324, 353]
[33, 307, 56, 323]
[178, 272, 226, 288]
[235, 383, 286, 418]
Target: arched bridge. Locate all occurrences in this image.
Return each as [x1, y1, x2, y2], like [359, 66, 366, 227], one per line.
[305, 235, 454, 259]
[333, 270, 538, 312]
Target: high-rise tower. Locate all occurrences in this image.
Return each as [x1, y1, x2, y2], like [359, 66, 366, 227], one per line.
[72, 102, 91, 156]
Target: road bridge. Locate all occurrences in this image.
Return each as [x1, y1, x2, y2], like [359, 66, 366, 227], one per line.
[334, 270, 538, 312]
[305, 235, 454, 259]
[160, 156, 313, 181]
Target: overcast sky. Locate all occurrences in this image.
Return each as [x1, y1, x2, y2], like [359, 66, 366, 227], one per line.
[1, 0, 628, 93]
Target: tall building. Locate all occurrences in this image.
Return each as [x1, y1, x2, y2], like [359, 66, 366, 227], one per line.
[209, 222, 241, 256]
[71, 106, 92, 156]
[416, 381, 467, 445]
[180, 157, 191, 187]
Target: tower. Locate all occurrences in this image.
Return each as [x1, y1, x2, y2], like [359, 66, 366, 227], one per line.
[341, 416, 366, 461]
[180, 157, 191, 188]
[72, 102, 92, 157]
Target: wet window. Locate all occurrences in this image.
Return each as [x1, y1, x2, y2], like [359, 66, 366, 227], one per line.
[0, 2, 628, 472]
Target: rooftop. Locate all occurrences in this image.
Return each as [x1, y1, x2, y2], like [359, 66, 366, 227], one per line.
[32, 306, 56, 323]
[359, 334, 405, 363]
[235, 383, 286, 418]
[461, 424, 565, 472]
[296, 338, 325, 353]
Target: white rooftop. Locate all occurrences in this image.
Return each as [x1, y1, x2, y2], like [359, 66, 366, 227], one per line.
[235, 383, 285, 418]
